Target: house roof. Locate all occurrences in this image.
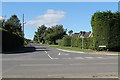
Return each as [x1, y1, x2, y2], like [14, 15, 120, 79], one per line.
[72, 31, 92, 38]
[84, 32, 92, 38]
[72, 33, 79, 37]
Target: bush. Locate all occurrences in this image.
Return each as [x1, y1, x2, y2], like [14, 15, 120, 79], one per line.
[71, 37, 78, 47]
[57, 36, 93, 49]
[2, 29, 24, 51]
[56, 39, 63, 46]
[63, 36, 72, 46]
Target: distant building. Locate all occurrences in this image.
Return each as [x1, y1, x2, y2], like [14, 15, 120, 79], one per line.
[72, 31, 92, 38]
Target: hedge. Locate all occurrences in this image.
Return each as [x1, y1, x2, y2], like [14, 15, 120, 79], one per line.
[91, 11, 120, 51]
[2, 29, 24, 51]
[57, 36, 93, 49]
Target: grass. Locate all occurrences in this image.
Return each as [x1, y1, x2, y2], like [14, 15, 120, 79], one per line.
[48, 45, 119, 53]
[60, 47, 94, 52]
[36, 43, 119, 53]
[49, 45, 94, 52]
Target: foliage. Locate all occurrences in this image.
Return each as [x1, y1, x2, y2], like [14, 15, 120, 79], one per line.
[33, 25, 47, 43]
[3, 15, 22, 36]
[1, 15, 24, 51]
[2, 29, 24, 51]
[91, 11, 120, 51]
[34, 25, 67, 45]
[71, 37, 78, 47]
[62, 35, 72, 46]
[68, 30, 73, 35]
[57, 36, 93, 49]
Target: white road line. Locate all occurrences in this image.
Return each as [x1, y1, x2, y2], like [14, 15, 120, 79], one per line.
[36, 49, 46, 51]
[85, 57, 94, 59]
[70, 63, 118, 65]
[47, 54, 53, 59]
[45, 51, 47, 53]
[48, 74, 72, 77]
[52, 58, 59, 59]
[20, 64, 64, 66]
[58, 53, 61, 55]
[74, 57, 84, 59]
[95, 63, 118, 65]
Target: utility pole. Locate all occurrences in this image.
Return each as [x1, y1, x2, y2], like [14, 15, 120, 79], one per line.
[22, 14, 24, 38]
[82, 31, 84, 49]
[22, 14, 25, 45]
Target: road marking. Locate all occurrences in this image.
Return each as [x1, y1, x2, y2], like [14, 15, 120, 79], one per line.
[70, 63, 86, 65]
[58, 52, 69, 56]
[58, 53, 61, 55]
[52, 58, 59, 59]
[95, 63, 118, 65]
[45, 51, 47, 53]
[47, 54, 53, 59]
[48, 74, 72, 77]
[85, 57, 94, 59]
[70, 63, 118, 65]
[20, 64, 64, 66]
[36, 49, 46, 51]
[75, 57, 84, 59]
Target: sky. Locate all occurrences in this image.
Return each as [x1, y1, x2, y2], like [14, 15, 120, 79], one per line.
[2, 2, 118, 40]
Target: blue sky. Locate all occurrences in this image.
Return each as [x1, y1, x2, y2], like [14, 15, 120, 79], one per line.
[2, 2, 118, 40]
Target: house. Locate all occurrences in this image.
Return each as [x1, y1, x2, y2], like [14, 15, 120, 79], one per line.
[71, 33, 80, 37]
[72, 31, 92, 38]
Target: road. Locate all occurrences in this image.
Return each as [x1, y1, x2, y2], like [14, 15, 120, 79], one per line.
[2, 43, 118, 78]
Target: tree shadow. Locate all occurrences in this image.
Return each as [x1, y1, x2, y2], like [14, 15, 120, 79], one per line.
[2, 46, 49, 54]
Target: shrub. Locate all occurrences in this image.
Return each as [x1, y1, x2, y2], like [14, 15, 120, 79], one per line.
[62, 36, 72, 46]
[2, 29, 24, 51]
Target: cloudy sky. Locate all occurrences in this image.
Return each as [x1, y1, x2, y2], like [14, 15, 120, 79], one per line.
[2, 2, 118, 39]
[27, 9, 65, 27]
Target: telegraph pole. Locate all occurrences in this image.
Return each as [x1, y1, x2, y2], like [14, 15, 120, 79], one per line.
[22, 14, 24, 45]
[82, 31, 84, 49]
[22, 14, 24, 38]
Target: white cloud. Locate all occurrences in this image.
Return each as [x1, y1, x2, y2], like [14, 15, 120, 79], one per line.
[0, 16, 4, 20]
[27, 9, 65, 27]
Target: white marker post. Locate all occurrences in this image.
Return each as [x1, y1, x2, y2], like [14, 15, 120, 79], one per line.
[99, 45, 107, 51]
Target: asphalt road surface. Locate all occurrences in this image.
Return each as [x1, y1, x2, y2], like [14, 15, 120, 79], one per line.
[2, 43, 118, 78]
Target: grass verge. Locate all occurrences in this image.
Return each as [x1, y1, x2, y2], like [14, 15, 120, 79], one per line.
[48, 45, 119, 53]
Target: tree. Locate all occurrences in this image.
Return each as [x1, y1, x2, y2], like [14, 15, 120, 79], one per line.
[33, 25, 67, 44]
[68, 30, 73, 35]
[4, 15, 22, 36]
[33, 25, 47, 43]
[43, 25, 67, 44]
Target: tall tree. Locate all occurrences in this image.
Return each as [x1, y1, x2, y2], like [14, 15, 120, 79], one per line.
[4, 15, 22, 36]
[34, 25, 67, 44]
[33, 25, 47, 43]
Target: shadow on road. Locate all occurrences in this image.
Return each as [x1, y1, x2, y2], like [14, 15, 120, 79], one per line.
[2, 45, 49, 54]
